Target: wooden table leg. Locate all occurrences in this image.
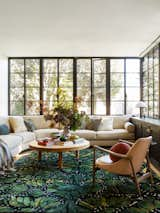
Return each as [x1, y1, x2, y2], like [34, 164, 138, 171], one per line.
[58, 152, 63, 169]
[76, 150, 79, 160]
[38, 151, 42, 161]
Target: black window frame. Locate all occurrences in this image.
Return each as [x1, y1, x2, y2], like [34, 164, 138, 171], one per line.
[8, 56, 140, 116]
[141, 44, 160, 119]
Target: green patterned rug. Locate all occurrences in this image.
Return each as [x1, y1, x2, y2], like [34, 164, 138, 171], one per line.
[0, 148, 160, 212]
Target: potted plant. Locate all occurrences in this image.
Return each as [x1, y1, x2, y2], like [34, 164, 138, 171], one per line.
[43, 88, 88, 136]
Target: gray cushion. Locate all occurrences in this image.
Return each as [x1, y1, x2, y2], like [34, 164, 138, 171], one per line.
[24, 119, 36, 132]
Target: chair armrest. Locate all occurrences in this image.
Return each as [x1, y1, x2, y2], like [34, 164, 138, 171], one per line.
[119, 139, 134, 146]
[93, 145, 129, 159]
[124, 122, 135, 133]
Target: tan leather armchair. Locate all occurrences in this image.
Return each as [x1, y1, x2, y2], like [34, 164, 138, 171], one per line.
[93, 136, 153, 196]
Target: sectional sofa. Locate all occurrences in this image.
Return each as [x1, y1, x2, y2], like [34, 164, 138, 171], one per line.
[0, 115, 135, 157]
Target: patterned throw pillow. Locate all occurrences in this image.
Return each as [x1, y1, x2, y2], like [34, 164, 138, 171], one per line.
[24, 119, 36, 132]
[86, 118, 102, 131]
[0, 124, 10, 135]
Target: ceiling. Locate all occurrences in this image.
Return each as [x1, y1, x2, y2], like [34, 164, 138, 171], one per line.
[0, 0, 160, 57]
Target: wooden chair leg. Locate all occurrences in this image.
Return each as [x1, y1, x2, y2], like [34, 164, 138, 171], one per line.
[146, 154, 154, 184]
[130, 160, 141, 196]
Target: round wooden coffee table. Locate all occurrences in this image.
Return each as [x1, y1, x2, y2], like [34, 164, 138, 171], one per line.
[29, 139, 90, 169]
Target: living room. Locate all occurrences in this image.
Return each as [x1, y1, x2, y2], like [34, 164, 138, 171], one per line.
[0, 0, 160, 212]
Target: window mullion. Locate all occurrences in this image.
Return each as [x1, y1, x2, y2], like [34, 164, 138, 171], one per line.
[24, 59, 26, 115]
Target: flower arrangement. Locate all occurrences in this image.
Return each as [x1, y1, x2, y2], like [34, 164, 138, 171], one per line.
[43, 88, 88, 131]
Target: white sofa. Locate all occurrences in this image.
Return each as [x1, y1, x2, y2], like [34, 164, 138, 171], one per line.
[0, 115, 135, 157]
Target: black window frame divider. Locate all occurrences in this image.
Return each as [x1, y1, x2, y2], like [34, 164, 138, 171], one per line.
[8, 56, 140, 116]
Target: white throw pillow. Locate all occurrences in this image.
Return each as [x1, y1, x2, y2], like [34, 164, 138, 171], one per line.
[9, 116, 27, 133]
[98, 118, 113, 131]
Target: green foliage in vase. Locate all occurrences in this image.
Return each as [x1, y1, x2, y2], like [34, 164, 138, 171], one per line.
[44, 87, 88, 130]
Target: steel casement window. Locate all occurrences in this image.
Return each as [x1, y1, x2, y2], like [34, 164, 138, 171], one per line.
[8, 57, 140, 116]
[141, 44, 160, 119]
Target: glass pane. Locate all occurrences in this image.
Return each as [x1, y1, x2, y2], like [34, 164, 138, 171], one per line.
[143, 71, 148, 87]
[10, 88, 24, 101]
[77, 88, 91, 102]
[94, 101, 106, 115]
[93, 59, 106, 115]
[111, 102, 124, 115]
[26, 101, 40, 115]
[59, 59, 73, 98]
[93, 59, 106, 73]
[78, 102, 91, 114]
[26, 59, 40, 73]
[148, 53, 153, 69]
[111, 87, 124, 101]
[148, 86, 153, 100]
[59, 59, 73, 73]
[110, 59, 124, 73]
[77, 59, 91, 114]
[10, 59, 24, 73]
[126, 73, 140, 87]
[111, 73, 124, 87]
[77, 73, 91, 88]
[43, 73, 57, 88]
[43, 59, 57, 73]
[26, 73, 40, 87]
[77, 59, 91, 73]
[94, 73, 106, 87]
[154, 101, 159, 118]
[94, 88, 106, 101]
[10, 73, 24, 87]
[126, 88, 140, 101]
[154, 46, 159, 65]
[10, 102, 24, 115]
[59, 73, 73, 88]
[26, 88, 40, 101]
[126, 59, 140, 73]
[127, 102, 139, 115]
[142, 87, 148, 100]
[60, 88, 73, 100]
[148, 101, 153, 117]
[43, 88, 57, 101]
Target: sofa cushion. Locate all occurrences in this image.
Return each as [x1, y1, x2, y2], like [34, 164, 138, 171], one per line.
[24, 119, 36, 132]
[112, 116, 130, 129]
[110, 142, 131, 162]
[34, 128, 60, 139]
[73, 130, 96, 140]
[0, 134, 22, 150]
[98, 118, 113, 131]
[0, 116, 11, 131]
[96, 129, 135, 140]
[124, 122, 135, 133]
[23, 116, 52, 129]
[86, 118, 102, 131]
[0, 124, 10, 135]
[9, 116, 27, 133]
[13, 132, 35, 144]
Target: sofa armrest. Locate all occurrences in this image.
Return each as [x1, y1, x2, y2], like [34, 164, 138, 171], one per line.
[124, 122, 135, 133]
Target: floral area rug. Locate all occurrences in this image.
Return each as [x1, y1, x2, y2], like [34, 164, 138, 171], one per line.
[0, 148, 160, 212]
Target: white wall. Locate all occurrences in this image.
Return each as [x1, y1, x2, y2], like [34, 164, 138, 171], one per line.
[0, 57, 8, 115]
